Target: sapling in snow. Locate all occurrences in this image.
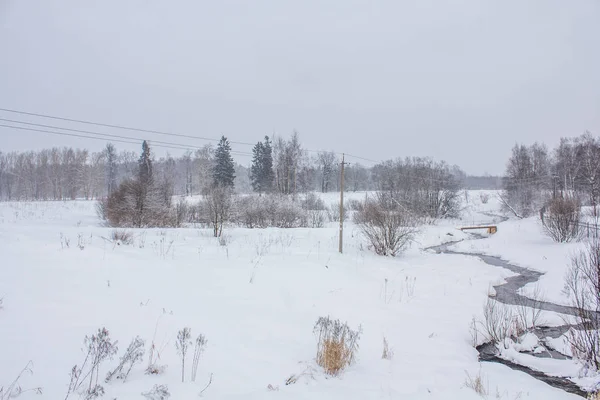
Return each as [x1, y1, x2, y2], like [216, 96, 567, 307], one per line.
[176, 327, 192, 382]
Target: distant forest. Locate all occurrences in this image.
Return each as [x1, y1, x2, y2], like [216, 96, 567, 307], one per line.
[0, 131, 502, 202]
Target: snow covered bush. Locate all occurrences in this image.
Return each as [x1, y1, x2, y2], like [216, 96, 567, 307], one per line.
[300, 192, 327, 211]
[307, 210, 327, 228]
[328, 202, 348, 223]
[564, 238, 600, 371]
[142, 384, 170, 400]
[97, 179, 176, 228]
[480, 192, 490, 204]
[354, 192, 419, 256]
[313, 316, 361, 376]
[110, 229, 133, 245]
[540, 197, 582, 243]
[236, 195, 308, 228]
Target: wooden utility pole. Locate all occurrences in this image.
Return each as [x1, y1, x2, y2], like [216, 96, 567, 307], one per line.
[339, 154, 348, 253]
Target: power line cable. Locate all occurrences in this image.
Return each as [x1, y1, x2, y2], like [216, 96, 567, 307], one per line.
[0, 124, 253, 157]
[0, 107, 380, 164]
[0, 107, 257, 147]
[0, 118, 252, 156]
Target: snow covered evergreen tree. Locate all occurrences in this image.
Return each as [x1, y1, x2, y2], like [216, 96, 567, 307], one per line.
[249, 136, 274, 195]
[212, 136, 235, 188]
[139, 140, 153, 187]
[262, 136, 274, 192]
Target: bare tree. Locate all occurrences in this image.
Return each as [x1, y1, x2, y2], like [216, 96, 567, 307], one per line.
[564, 238, 600, 371]
[317, 151, 337, 193]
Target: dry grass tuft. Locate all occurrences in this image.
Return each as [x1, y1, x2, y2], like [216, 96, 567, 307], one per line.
[111, 229, 133, 245]
[314, 317, 361, 376]
[464, 369, 488, 397]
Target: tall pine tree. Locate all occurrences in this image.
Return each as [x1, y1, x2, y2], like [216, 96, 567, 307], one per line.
[249, 136, 274, 195]
[212, 136, 235, 188]
[250, 141, 265, 194]
[138, 140, 153, 187]
[261, 136, 274, 192]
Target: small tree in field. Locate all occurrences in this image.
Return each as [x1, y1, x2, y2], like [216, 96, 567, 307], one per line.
[203, 185, 234, 237]
[354, 192, 419, 256]
[541, 196, 581, 243]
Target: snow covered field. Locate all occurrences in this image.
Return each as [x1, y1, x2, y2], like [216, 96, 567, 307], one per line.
[0, 192, 589, 399]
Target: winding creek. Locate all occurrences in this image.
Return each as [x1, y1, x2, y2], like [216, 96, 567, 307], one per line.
[427, 227, 596, 398]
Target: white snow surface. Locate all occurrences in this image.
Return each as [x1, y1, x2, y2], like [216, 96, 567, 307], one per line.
[450, 215, 585, 307]
[0, 196, 585, 399]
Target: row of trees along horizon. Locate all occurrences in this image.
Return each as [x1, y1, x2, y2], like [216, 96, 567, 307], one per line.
[0, 131, 501, 203]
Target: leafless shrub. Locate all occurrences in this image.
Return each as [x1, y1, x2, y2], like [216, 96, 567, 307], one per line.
[202, 185, 234, 237]
[515, 286, 545, 331]
[588, 390, 600, 400]
[480, 297, 514, 344]
[111, 229, 133, 245]
[541, 197, 582, 243]
[191, 334, 208, 382]
[564, 238, 600, 371]
[329, 202, 348, 223]
[97, 179, 176, 228]
[174, 198, 191, 227]
[381, 337, 394, 360]
[464, 368, 488, 397]
[65, 328, 118, 400]
[308, 210, 327, 228]
[354, 192, 419, 256]
[142, 384, 170, 400]
[236, 195, 307, 228]
[0, 361, 42, 399]
[480, 192, 490, 204]
[176, 327, 192, 383]
[301, 192, 327, 211]
[313, 316, 362, 376]
[105, 336, 145, 383]
[346, 198, 364, 212]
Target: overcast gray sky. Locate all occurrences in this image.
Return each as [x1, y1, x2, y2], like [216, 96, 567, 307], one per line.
[0, 0, 598, 175]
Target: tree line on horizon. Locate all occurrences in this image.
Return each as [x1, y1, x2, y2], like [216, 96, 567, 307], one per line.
[0, 131, 483, 203]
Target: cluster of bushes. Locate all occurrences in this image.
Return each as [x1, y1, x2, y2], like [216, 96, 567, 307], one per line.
[97, 180, 177, 228]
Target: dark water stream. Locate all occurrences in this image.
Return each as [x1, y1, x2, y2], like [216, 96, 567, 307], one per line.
[427, 237, 592, 398]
